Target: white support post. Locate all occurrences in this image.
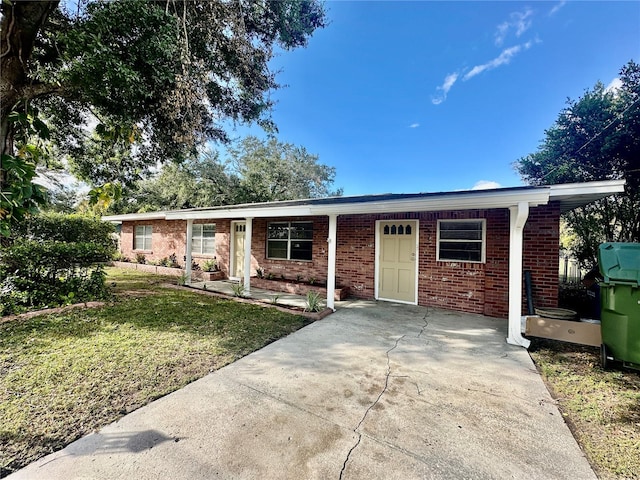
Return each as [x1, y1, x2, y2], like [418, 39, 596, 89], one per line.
[507, 201, 531, 348]
[326, 214, 338, 311]
[243, 217, 253, 296]
[185, 219, 193, 285]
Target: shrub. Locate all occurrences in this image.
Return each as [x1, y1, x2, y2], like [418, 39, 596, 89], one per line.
[305, 291, 323, 312]
[168, 253, 180, 268]
[135, 253, 146, 264]
[202, 258, 217, 272]
[113, 252, 130, 262]
[15, 212, 116, 252]
[0, 213, 115, 315]
[230, 282, 245, 298]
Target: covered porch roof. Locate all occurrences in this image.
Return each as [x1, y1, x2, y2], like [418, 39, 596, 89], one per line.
[103, 179, 625, 223]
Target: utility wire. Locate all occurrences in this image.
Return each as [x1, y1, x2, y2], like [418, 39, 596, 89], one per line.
[540, 94, 640, 181]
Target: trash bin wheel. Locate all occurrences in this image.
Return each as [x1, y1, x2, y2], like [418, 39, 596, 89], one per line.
[601, 344, 612, 370]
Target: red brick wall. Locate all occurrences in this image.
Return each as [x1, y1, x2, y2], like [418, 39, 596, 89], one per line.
[523, 203, 560, 311]
[119, 219, 229, 273]
[250, 217, 329, 282]
[118, 203, 560, 318]
[331, 205, 559, 318]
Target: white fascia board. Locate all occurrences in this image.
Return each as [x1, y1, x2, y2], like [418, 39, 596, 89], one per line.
[102, 212, 167, 222]
[310, 190, 551, 216]
[165, 206, 314, 220]
[548, 179, 626, 198]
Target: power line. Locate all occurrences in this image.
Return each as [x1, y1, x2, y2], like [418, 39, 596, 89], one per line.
[575, 95, 640, 155]
[541, 94, 639, 180]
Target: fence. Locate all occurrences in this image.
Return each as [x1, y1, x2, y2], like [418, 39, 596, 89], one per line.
[559, 255, 585, 284]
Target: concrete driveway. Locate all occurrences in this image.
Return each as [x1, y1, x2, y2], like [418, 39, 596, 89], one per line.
[9, 301, 595, 480]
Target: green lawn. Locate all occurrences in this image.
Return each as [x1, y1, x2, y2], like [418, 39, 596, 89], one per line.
[0, 268, 309, 477]
[530, 340, 640, 480]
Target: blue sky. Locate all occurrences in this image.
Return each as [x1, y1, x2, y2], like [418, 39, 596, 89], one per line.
[225, 1, 640, 196]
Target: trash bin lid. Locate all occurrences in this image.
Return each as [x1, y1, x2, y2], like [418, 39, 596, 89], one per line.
[598, 242, 640, 286]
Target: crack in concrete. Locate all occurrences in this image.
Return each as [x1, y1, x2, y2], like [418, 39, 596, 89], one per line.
[417, 309, 430, 338]
[339, 335, 405, 479]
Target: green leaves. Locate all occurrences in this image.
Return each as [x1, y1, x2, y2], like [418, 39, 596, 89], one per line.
[0, 154, 48, 237]
[1, 213, 116, 314]
[114, 136, 342, 213]
[516, 60, 640, 265]
[3, 0, 326, 190]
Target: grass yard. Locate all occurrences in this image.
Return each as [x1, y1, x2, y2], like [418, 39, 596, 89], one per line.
[0, 267, 309, 477]
[530, 340, 640, 480]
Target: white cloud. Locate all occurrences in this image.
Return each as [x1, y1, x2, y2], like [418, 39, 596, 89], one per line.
[472, 180, 502, 190]
[409, 123, 420, 128]
[495, 8, 533, 46]
[431, 72, 459, 105]
[549, 1, 566, 16]
[605, 77, 622, 94]
[463, 41, 534, 81]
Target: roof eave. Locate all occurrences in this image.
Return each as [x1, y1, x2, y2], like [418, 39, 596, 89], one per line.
[549, 179, 626, 212]
[163, 189, 551, 219]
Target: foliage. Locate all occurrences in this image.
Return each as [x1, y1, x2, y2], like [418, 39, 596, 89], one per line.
[112, 136, 342, 213]
[0, 241, 111, 314]
[176, 271, 189, 286]
[135, 253, 146, 264]
[113, 252, 131, 263]
[229, 136, 343, 203]
[256, 267, 264, 279]
[1, 0, 326, 206]
[14, 211, 116, 251]
[304, 290, 323, 312]
[0, 267, 308, 476]
[202, 258, 218, 272]
[230, 282, 246, 298]
[0, 212, 116, 314]
[0, 110, 50, 237]
[516, 61, 640, 266]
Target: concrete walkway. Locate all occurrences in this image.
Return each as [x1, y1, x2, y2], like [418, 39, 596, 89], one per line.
[9, 301, 596, 480]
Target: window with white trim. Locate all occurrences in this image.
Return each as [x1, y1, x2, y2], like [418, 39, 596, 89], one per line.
[192, 224, 216, 255]
[134, 225, 153, 251]
[267, 222, 313, 261]
[437, 220, 485, 263]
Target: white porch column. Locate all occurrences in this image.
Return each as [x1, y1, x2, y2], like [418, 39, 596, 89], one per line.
[507, 201, 531, 348]
[185, 219, 193, 285]
[326, 214, 338, 311]
[243, 217, 253, 296]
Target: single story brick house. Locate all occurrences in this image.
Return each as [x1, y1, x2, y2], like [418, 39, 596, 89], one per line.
[104, 179, 624, 348]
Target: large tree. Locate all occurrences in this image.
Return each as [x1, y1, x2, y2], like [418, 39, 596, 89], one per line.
[229, 136, 342, 203]
[516, 60, 640, 266]
[115, 136, 342, 213]
[0, 0, 326, 231]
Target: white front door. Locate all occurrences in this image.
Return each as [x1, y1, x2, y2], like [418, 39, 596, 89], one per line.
[231, 222, 246, 278]
[376, 220, 418, 304]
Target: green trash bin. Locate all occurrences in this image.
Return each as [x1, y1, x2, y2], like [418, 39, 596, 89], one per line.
[598, 242, 640, 370]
